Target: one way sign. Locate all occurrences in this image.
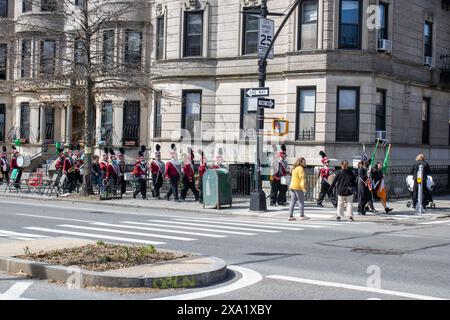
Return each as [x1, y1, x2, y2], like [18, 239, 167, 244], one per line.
[245, 87, 270, 98]
[258, 98, 275, 109]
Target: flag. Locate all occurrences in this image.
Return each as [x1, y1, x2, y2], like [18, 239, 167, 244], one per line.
[376, 178, 387, 208]
[382, 144, 391, 175]
[369, 140, 379, 168]
[361, 145, 368, 162]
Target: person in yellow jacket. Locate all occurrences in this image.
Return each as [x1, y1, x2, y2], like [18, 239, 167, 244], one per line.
[288, 157, 310, 221]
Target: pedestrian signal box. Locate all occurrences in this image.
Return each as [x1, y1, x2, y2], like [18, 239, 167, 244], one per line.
[272, 119, 289, 136]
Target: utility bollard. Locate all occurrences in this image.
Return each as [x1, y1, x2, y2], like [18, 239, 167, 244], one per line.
[417, 165, 424, 214]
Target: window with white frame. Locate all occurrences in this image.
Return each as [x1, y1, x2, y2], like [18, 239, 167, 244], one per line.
[336, 87, 359, 142]
[296, 87, 316, 141]
[184, 11, 203, 57]
[125, 30, 142, 70]
[40, 40, 56, 75]
[299, 0, 318, 50]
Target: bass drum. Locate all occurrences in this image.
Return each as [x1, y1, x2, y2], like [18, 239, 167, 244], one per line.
[16, 155, 31, 168]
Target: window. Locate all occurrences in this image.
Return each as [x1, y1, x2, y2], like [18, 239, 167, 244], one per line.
[336, 87, 359, 142]
[40, 40, 56, 75]
[154, 92, 162, 138]
[240, 89, 257, 139]
[0, 44, 6, 80]
[122, 101, 140, 146]
[0, 104, 5, 142]
[378, 1, 388, 40]
[184, 11, 203, 57]
[74, 38, 85, 72]
[376, 90, 386, 132]
[125, 30, 142, 70]
[0, 0, 7, 17]
[75, 0, 84, 8]
[102, 30, 115, 70]
[424, 21, 433, 58]
[339, 0, 361, 49]
[156, 16, 165, 60]
[23, 0, 32, 13]
[181, 91, 202, 139]
[41, 0, 56, 12]
[422, 98, 430, 145]
[21, 39, 31, 78]
[20, 102, 30, 142]
[299, 0, 318, 50]
[242, 9, 259, 55]
[45, 106, 54, 142]
[101, 101, 113, 145]
[296, 87, 316, 141]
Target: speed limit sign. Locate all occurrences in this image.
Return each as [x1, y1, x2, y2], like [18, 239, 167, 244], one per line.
[258, 17, 274, 59]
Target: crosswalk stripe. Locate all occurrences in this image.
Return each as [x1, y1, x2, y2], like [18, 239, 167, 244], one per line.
[182, 217, 324, 229]
[91, 222, 227, 238]
[419, 220, 450, 225]
[172, 218, 304, 230]
[150, 220, 282, 233]
[0, 235, 36, 241]
[25, 227, 166, 245]
[122, 221, 256, 236]
[0, 229, 48, 238]
[57, 224, 197, 241]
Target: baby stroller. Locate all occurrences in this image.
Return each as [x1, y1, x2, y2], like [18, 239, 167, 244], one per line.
[405, 175, 436, 209]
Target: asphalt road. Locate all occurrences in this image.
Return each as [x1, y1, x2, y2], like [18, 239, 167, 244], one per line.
[0, 197, 450, 300]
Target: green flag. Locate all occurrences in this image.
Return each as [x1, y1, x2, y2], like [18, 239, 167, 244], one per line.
[382, 144, 391, 175]
[369, 140, 379, 168]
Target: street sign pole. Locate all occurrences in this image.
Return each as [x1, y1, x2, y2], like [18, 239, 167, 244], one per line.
[249, 0, 300, 212]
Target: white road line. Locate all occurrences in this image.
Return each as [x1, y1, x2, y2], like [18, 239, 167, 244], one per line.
[0, 236, 36, 241]
[91, 222, 227, 238]
[171, 219, 289, 232]
[183, 217, 324, 229]
[151, 220, 282, 233]
[153, 266, 263, 300]
[25, 227, 166, 245]
[16, 213, 95, 223]
[0, 229, 48, 238]
[57, 225, 197, 242]
[0, 282, 34, 300]
[266, 275, 446, 300]
[122, 221, 256, 236]
[419, 220, 450, 225]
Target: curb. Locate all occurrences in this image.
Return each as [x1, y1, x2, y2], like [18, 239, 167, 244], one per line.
[0, 254, 228, 289]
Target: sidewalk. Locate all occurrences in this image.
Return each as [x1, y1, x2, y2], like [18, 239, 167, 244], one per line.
[1, 191, 450, 223]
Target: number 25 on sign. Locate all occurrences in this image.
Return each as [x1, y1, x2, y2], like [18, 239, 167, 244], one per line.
[258, 17, 274, 59]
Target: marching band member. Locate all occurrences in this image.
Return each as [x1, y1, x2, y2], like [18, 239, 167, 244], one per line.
[198, 150, 208, 204]
[73, 148, 83, 186]
[270, 144, 288, 206]
[106, 148, 120, 187]
[54, 146, 65, 182]
[132, 146, 148, 199]
[181, 148, 199, 202]
[99, 147, 109, 179]
[164, 144, 182, 202]
[150, 144, 165, 199]
[211, 148, 227, 170]
[316, 151, 337, 208]
[63, 147, 75, 193]
[0, 146, 10, 184]
[118, 148, 126, 195]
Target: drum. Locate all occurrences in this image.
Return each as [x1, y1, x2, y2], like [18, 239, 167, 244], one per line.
[23, 155, 31, 167]
[327, 175, 335, 185]
[280, 176, 291, 186]
[16, 156, 24, 168]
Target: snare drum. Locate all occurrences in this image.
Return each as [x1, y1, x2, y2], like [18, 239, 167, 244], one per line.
[280, 175, 291, 186]
[16, 156, 24, 168]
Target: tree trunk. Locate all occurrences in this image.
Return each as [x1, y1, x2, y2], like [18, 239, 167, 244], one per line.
[82, 77, 95, 196]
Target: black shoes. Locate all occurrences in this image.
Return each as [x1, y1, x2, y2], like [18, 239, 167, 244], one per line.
[385, 207, 393, 213]
[316, 203, 324, 207]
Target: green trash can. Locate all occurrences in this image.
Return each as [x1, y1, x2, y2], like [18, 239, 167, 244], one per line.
[203, 169, 232, 209]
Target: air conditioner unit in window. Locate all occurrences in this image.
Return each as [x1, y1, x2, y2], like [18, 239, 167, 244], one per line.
[376, 130, 387, 141]
[424, 56, 433, 66]
[377, 39, 392, 53]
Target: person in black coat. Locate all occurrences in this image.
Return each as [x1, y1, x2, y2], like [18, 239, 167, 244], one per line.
[411, 153, 431, 209]
[329, 160, 357, 221]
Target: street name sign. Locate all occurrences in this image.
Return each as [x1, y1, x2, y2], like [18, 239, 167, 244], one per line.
[258, 17, 274, 59]
[245, 87, 270, 98]
[258, 98, 275, 109]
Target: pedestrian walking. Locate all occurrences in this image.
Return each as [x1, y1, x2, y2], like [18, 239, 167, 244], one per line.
[369, 162, 393, 213]
[150, 144, 165, 199]
[270, 144, 288, 206]
[357, 160, 371, 215]
[316, 151, 337, 208]
[181, 148, 199, 201]
[411, 153, 431, 210]
[288, 157, 309, 221]
[0, 146, 10, 184]
[132, 146, 148, 199]
[329, 160, 356, 222]
[91, 155, 102, 192]
[198, 150, 208, 204]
